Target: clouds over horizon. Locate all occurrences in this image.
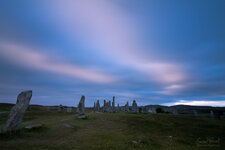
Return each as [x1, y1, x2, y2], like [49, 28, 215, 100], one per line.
[0, 0, 225, 106]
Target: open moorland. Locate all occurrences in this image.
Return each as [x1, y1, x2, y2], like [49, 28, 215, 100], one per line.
[0, 103, 225, 150]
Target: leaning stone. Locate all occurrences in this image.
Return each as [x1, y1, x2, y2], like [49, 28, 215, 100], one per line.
[77, 95, 85, 115]
[2, 90, 32, 133]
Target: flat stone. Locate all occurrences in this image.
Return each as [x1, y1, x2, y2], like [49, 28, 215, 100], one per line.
[63, 123, 72, 128]
[78, 114, 87, 119]
[25, 124, 43, 129]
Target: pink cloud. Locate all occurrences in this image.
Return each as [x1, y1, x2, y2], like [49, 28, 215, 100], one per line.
[42, 0, 186, 84]
[0, 41, 117, 84]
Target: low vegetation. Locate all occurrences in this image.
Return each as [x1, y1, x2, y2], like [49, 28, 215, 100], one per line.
[0, 104, 224, 150]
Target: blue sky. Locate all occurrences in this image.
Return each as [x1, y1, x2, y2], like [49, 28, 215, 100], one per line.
[0, 0, 225, 107]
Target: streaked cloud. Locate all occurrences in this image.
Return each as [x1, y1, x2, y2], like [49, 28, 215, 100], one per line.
[43, 0, 186, 84]
[0, 41, 117, 84]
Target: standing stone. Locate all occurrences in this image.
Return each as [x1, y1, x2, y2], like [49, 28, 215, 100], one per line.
[172, 108, 178, 115]
[93, 102, 96, 111]
[131, 100, 138, 113]
[148, 107, 157, 114]
[210, 110, 214, 117]
[96, 100, 100, 112]
[112, 96, 115, 112]
[125, 101, 129, 113]
[103, 100, 106, 112]
[142, 106, 148, 113]
[2, 90, 32, 133]
[193, 110, 198, 116]
[77, 96, 86, 118]
[58, 104, 63, 112]
[67, 107, 72, 113]
[108, 100, 112, 112]
[117, 104, 120, 112]
[46, 106, 50, 112]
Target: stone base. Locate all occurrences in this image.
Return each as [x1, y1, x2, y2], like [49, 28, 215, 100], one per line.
[25, 124, 44, 129]
[78, 114, 87, 119]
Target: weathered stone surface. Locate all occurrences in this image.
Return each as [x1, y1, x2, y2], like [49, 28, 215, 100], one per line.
[193, 110, 198, 116]
[132, 100, 138, 113]
[58, 104, 63, 112]
[112, 96, 115, 112]
[93, 102, 96, 111]
[63, 123, 72, 128]
[103, 100, 113, 113]
[117, 104, 120, 112]
[78, 114, 87, 119]
[147, 107, 157, 114]
[210, 110, 214, 117]
[2, 90, 32, 133]
[103, 100, 106, 112]
[125, 102, 129, 113]
[96, 100, 100, 112]
[172, 108, 178, 115]
[77, 95, 85, 116]
[46, 106, 50, 112]
[67, 107, 72, 112]
[25, 124, 43, 129]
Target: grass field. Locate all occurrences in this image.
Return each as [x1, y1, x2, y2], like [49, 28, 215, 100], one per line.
[0, 104, 225, 150]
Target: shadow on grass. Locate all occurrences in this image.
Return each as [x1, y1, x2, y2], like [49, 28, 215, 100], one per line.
[0, 125, 48, 140]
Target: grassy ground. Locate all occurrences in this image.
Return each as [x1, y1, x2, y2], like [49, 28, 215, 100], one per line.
[0, 106, 224, 150]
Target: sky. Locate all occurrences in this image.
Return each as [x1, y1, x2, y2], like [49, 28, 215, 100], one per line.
[0, 0, 225, 107]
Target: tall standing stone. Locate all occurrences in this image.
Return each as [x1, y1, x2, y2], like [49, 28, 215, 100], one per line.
[210, 110, 214, 117]
[67, 107, 72, 113]
[117, 104, 120, 112]
[148, 107, 156, 114]
[125, 101, 129, 113]
[58, 104, 63, 112]
[131, 100, 138, 113]
[96, 100, 100, 112]
[172, 108, 178, 115]
[103, 100, 106, 112]
[108, 100, 112, 112]
[112, 96, 115, 112]
[77, 96, 85, 118]
[93, 102, 96, 111]
[193, 110, 198, 116]
[2, 90, 32, 133]
[46, 106, 50, 112]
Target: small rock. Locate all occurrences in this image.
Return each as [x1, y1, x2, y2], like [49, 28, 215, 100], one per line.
[25, 124, 43, 129]
[132, 140, 138, 144]
[63, 124, 72, 128]
[78, 114, 87, 119]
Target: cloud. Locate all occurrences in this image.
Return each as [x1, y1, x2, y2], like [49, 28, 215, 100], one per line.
[0, 41, 117, 84]
[164, 100, 225, 107]
[42, 0, 186, 84]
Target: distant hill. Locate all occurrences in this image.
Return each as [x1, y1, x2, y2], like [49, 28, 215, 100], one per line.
[145, 104, 225, 114]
